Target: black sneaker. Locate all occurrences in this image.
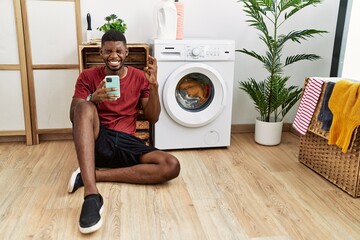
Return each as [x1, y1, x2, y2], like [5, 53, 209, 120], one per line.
[67, 168, 84, 193]
[79, 194, 104, 234]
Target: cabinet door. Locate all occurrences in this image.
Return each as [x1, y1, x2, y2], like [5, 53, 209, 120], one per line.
[0, 0, 32, 144]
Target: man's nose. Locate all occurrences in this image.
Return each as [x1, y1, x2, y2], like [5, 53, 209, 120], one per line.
[110, 51, 119, 58]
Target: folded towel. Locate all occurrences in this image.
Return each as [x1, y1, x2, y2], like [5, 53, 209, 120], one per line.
[317, 81, 335, 131]
[328, 80, 360, 153]
[292, 78, 324, 135]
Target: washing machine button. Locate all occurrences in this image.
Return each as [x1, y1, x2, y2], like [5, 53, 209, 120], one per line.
[204, 130, 220, 146]
[192, 48, 200, 56]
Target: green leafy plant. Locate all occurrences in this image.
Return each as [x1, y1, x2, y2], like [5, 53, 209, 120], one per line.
[237, 0, 328, 122]
[97, 14, 127, 33]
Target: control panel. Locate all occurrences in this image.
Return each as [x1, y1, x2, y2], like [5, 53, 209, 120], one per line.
[185, 44, 234, 61]
[154, 39, 235, 61]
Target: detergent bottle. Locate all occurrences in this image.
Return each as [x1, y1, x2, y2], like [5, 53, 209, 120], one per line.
[174, 0, 184, 39]
[156, 0, 177, 40]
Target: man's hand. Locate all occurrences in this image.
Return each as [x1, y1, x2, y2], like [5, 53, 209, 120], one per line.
[91, 79, 119, 104]
[144, 55, 158, 87]
[141, 55, 161, 123]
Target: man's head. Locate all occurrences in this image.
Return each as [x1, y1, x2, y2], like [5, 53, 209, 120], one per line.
[101, 29, 127, 46]
[100, 30, 128, 73]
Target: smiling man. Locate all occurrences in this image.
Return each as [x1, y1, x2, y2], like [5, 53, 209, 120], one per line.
[68, 29, 180, 234]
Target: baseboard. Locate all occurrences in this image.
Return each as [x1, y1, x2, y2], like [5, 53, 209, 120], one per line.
[231, 123, 294, 133]
[0, 135, 27, 143]
[39, 133, 73, 141]
[289, 127, 301, 137]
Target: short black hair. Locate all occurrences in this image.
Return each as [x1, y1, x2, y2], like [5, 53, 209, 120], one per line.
[101, 29, 127, 46]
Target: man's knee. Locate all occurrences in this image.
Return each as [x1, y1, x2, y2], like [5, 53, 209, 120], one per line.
[162, 155, 180, 181]
[73, 101, 97, 121]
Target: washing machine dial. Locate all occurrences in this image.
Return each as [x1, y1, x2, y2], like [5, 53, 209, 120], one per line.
[192, 48, 200, 56]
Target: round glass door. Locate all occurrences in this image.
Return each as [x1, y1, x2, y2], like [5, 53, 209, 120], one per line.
[175, 72, 214, 112]
[163, 63, 226, 127]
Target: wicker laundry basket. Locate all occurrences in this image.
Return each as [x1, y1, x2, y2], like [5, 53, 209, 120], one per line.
[298, 80, 360, 197]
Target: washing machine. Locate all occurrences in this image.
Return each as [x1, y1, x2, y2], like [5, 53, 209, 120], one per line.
[153, 39, 235, 150]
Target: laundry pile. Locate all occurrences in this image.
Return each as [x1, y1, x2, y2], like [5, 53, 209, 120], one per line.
[293, 78, 360, 153]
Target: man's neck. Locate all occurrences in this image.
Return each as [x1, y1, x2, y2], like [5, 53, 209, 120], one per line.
[105, 66, 128, 78]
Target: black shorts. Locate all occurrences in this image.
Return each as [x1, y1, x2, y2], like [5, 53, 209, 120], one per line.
[94, 125, 157, 168]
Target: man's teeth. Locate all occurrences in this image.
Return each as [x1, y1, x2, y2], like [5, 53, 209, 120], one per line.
[109, 61, 119, 66]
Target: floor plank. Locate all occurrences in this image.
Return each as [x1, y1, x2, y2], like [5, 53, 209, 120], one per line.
[0, 134, 359, 240]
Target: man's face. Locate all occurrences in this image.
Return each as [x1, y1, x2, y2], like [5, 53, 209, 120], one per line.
[100, 41, 128, 72]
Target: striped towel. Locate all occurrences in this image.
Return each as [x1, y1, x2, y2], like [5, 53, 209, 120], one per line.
[292, 78, 324, 135]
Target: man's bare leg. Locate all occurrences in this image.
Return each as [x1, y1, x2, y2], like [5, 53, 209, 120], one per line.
[95, 151, 180, 184]
[72, 101, 100, 197]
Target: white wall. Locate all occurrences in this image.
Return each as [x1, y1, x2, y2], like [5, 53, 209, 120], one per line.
[340, 0, 360, 79]
[81, 1, 340, 124]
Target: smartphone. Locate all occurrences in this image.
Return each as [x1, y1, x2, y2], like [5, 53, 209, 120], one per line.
[105, 75, 120, 98]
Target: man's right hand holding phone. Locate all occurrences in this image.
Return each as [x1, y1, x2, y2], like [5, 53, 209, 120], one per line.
[89, 79, 120, 104]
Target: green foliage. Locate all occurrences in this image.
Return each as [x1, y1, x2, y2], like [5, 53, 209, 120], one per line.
[97, 14, 127, 33]
[237, 0, 328, 122]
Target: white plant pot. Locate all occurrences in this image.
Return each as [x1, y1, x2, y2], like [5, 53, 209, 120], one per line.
[254, 117, 283, 146]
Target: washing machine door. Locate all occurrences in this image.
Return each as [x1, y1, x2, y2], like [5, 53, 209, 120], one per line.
[163, 63, 226, 127]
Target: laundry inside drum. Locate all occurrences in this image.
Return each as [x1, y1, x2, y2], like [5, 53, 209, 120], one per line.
[175, 73, 214, 112]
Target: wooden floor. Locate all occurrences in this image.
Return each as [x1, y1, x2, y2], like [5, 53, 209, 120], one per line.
[0, 133, 359, 239]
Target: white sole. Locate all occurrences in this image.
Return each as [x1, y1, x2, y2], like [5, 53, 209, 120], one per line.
[78, 205, 104, 234]
[67, 167, 80, 193]
[79, 218, 103, 234]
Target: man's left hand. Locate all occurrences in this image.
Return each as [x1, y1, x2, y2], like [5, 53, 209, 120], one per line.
[144, 55, 158, 87]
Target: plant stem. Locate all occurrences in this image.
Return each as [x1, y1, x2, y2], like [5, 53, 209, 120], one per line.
[268, 2, 278, 122]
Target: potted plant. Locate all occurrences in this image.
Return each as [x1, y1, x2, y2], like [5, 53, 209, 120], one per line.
[237, 0, 327, 145]
[97, 14, 127, 33]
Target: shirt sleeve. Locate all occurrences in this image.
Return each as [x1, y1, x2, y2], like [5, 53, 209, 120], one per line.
[140, 74, 150, 98]
[73, 72, 93, 99]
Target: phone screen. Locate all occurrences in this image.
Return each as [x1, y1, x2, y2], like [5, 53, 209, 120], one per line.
[105, 75, 120, 97]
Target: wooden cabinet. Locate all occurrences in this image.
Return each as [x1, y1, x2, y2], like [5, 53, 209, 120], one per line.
[78, 44, 153, 145]
[78, 44, 149, 72]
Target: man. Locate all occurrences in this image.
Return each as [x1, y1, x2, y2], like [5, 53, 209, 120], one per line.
[68, 29, 180, 234]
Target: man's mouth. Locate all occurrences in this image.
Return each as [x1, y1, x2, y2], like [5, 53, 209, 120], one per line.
[108, 60, 120, 67]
